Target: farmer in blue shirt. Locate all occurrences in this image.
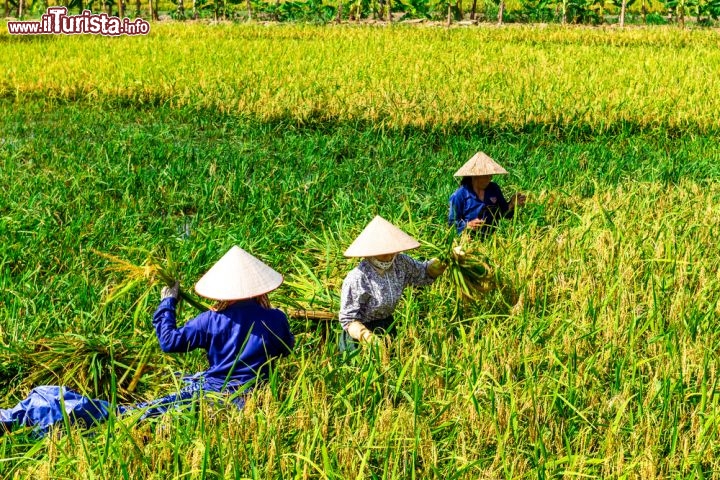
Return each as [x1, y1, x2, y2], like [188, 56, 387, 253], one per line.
[133, 245, 295, 418]
[448, 152, 526, 235]
[1, 246, 294, 435]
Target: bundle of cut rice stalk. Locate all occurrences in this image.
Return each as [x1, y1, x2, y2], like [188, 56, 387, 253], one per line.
[95, 249, 209, 313]
[1, 332, 160, 402]
[423, 239, 497, 301]
[273, 257, 340, 321]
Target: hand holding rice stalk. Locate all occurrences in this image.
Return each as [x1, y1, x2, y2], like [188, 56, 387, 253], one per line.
[423, 238, 496, 301]
[94, 249, 209, 313]
[96, 249, 334, 321]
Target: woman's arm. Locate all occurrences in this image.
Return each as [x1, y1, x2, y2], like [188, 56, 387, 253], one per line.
[398, 254, 435, 287]
[270, 309, 295, 356]
[339, 276, 375, 342]
[152, 297, 210, 353]
[448, 194, 469, 234]
[338, 272, 369, 329]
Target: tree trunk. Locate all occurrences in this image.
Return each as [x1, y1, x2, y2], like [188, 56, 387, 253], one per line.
[192, 0, 197, 19]
[4, 0, 9, 18]
[562, 0, 567, 24]
[497, 0, 504, 24]
[177, 0, 184, 18]
[245, 0, 251, 19]
[641, 0, 646, 23]
[336, 0, 342, 21]
[18, 0, 22, 17]
[119, 0, 125, 18]
[469, 0, 477, 19]
[447, 2, 451, 25]
[619, 0, 626, 26]
[149, 0, 157, 21]
[456, 0, 463, 19]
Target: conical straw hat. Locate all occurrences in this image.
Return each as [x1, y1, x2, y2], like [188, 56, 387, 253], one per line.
[194, 246, 283, 300]
[453, 152, 508, 177]
[344, 216, 420, 257]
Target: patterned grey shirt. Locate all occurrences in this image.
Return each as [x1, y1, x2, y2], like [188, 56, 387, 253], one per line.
[339, 254, 435, 328]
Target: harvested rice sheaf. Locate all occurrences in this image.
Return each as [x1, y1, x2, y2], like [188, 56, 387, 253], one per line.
[424, 239, 498, 301]
[94, 250, 209, 313]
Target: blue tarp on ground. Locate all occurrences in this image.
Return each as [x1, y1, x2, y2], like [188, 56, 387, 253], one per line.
[1, 380, 249, 437]
[0, 386, 112, 436]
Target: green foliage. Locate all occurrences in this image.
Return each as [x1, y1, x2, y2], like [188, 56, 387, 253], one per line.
[700, 0, 720, 18]
[564, 0, 604, 23]
[520, 0, 555, 22]
[610, 0, 638, 12]
[662, 0, 693, 20]
[260, 0, 337, 21]
[645, 10, 669, 20]
[397, 0, 432, 17]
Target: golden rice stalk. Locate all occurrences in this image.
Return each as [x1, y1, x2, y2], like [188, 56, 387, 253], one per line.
[273, 256, 340, 320]
[1, 333, 158, 402]
[94, 249, 209, 313]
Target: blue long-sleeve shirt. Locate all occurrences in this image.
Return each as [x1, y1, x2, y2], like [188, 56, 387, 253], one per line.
[152, 298, 294, 391]
[448, 182, 510, 234]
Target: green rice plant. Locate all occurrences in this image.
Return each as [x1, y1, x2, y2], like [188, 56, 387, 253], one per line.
[4, 333, 155, 402]
[273, 227, 345, 322]
[275, 257, 340, 313]
[3, 101, 720, 476]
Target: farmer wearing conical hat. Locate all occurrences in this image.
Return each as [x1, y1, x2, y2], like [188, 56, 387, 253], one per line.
[338, 216, 446, 351]
[1, 247, 294, 435]
[135, 245, 295, 418]
[448, 152, 526, 235]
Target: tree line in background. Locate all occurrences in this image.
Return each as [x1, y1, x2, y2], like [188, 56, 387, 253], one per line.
[4, 0, 720, 27]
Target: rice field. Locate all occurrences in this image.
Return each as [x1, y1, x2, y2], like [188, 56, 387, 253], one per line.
[3, 24, 720, 131]
[1, 23, 720, 478]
